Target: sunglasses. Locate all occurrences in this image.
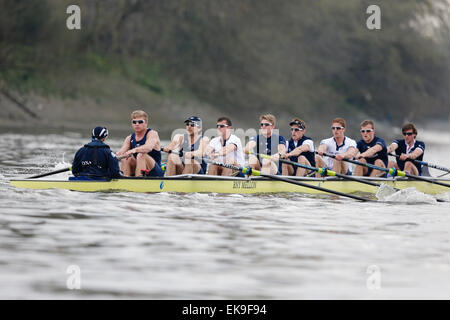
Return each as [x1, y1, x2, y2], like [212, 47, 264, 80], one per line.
[186, 122, 199, 127]
[260, 122, 272, 127]
[291, 127, 304, 132]
[403, 132, 414, 136]
[217, 124, 230, 128]
[360, 129, 373, 133]
[331, 126, 344, 130]
[132, 120, 145, 124]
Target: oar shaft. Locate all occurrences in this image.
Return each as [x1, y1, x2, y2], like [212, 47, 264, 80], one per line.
[389, 153, 450, 173]
[319, 151, 450, 188]
[27, 167, 71, 179]
[257, 153, 382, 188]
[201, 157, 371, 201]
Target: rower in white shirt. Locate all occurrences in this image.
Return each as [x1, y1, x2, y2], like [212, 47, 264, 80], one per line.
[315, 117, 358, 175]
[206, 117, 245, 176]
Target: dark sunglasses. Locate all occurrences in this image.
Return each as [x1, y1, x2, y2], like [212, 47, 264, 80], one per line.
[403, 132, 414, 136]
[186, 122, 198, 127]
[360, 129, 373, 133]
[217, 124, 230, 128]
[132, 120, 145, 124]
[331, 126, 344, 130]
[291, 127, 303, 132]
[260, 122, 272, 127]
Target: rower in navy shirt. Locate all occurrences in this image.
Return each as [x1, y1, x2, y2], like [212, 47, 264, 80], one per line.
[162, 116, 209, 176]
[71, 126, 121, 180]
[354, 120, 388, 177]
[282, 118, 315, 176]
[116, 110, 163, 177]
[243, 114, 287, 175]
[387, 122, 425, 176]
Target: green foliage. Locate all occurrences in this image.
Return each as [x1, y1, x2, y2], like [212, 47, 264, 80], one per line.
[1, 0, 448, 124]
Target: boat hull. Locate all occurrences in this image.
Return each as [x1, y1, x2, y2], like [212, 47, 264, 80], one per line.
[9, 175, 450, 195]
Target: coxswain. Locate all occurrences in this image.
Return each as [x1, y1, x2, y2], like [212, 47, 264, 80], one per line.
[71, 126, 121, 180]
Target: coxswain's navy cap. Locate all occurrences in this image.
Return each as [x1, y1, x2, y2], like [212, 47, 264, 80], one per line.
[289, 120, 305, 130]
[184, 116, 202, 127]
[92, 126, 109, 140]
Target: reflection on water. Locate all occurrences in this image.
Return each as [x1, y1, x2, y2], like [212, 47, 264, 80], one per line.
[0, 132, 449, 299]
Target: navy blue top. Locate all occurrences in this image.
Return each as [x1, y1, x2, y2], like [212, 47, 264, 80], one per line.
[250, 134, 286, 172]
[393, 139, 425, 175]
[356, 136, 388, 167]
[130, 128, 161, 165]
[287, 136, 315, 167]
[180, 133, 207, 173]
[72, 140, 121, 178]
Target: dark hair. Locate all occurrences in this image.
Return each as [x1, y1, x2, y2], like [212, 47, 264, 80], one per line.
[402, 122, 417, 135]
[217, 116, 232, 126]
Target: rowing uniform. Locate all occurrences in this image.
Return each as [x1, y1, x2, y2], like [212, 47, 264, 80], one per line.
[319, 137, 357, 172]
[130, 128, 163, 177]
[285, 136, 315, 174]
[180, 133, 207, 174]
[71, 139, 121, 180]
[391, 139, 425, 175]
[356, 136, 388, 176]
[208, 134, 245, 166]
[250, 134, 286, 174]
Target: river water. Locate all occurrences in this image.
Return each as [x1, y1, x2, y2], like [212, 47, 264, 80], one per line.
[0, 131, 449, 299]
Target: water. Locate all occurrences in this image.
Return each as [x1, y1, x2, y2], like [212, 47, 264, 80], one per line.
[0, 132, 449, 299]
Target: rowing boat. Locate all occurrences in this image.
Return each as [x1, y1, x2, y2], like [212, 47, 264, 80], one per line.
[9, 175, 450, 195]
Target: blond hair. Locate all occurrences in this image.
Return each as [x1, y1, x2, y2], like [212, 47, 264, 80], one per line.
[131, 110, 149, 122]
[259, 114, 276, 127]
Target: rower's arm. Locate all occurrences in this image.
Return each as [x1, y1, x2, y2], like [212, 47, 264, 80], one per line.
[406, 147, 423, 160]
[188, 137, 210, 158]
[288, 143, 311, 157]
[220, 143, 237, 156]
[243, 140, 257, 155]
[162, 134, 183, 153]
[116, 135, 132, 156]
[360, 144, 382, 158]
[387, 142, 398, 154]
[317, 143, 327, 155]
[135, 130, 160, 154]
[344, 147, 358, 159]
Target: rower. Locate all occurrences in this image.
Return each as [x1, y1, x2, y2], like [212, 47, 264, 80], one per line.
[162, 116, 209, 176]
[71, 126, 122, 180]
[116, 110, 163, 177]
[206, 116, 245, 176]
[387, 122, 425, 176]
[282, 118, 315, 176]
[243, 114, 287, 175]
[354, 120, 388, 177]
[315, 117, 357, 175]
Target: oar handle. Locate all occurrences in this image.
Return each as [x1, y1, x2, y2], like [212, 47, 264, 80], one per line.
[389, 153, 450, 173]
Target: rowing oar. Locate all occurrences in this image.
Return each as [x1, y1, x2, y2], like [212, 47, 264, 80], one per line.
[317, 151, 450, 188]
[251, 152, 387, 189]
[26, 155, 127, 179]
[389, 153, 450, 174]
[197, 157, 373, 202]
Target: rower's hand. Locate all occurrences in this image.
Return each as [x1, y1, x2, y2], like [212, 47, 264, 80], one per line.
[356, 153, 364, 160]
[317, 150, 324, 156]
[399, 153, 409, 161]
[162, 146, 169, 153]
[124, 149, 136, 158]
[335, 154, 344, 161]
[185, 151, 194, 159]
[218, 147, 227, 156]
[283, 153, 290, 159]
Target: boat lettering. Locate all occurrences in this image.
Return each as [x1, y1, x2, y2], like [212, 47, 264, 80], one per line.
[233, 181, 256, 189]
